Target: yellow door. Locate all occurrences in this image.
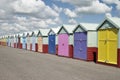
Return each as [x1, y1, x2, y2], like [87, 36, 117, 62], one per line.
[38, 37, 42, 52]
[107, 28, 118, 64]
[98, 29, 107, 62]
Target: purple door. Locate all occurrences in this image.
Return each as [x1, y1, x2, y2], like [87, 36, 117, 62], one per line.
[74, 32, 87, 60]
[58, 34, 69, 56]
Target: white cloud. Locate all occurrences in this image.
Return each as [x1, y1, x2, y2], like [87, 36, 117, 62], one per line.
[60, 0, 112, 14]
[11, 0, 59, 18]
[61, 0, 93, 7]
[75, 0, 112, 14]
[68, 19, 77, 24]
[105, 13, 112, 17]
[53, 4, 62, 13]
[102, 0, 118, 4]
[64, 8, 77, 18]
[102, 0, 120, 10]
[0, 0, 61, 36]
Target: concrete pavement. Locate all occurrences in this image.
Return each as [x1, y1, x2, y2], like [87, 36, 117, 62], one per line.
[0, 45, 120, 80]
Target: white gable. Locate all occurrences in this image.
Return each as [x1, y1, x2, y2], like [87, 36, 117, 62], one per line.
[100, 21, 116, 29]
[59, 28, 67, 34]
[37, 31, 42, 37]
[75, 27, 85, 32]
[49, 30, 55, 35]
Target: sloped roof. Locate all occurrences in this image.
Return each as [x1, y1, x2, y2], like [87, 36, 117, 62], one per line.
[39, 29, 50, 36]
[58, 24, 76, 34]
[26, 32, 32, 36]
[18, 33, 23, 37]
[22, 32, 28, 37]
[97, 17, 120, 29]
[31, 30, 39, 36]
[48, 27, 61, 35]
[52, 27, 61, 34]
[80, 23, 98, 31]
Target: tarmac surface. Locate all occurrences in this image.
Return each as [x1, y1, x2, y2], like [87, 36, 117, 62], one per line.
[0, 45, 120, 80]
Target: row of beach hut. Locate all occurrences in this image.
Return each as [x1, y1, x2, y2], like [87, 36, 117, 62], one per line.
[0, 16, 120, 68]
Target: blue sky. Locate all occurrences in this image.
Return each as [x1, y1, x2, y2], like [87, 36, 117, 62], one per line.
[0, 0, 120, 36]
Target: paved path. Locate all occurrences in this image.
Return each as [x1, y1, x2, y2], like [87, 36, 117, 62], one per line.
[0, 45, 120, 80]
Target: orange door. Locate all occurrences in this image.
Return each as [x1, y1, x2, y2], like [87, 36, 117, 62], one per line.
[38, 37, 43, 52]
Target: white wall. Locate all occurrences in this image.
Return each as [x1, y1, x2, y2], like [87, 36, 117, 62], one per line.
[69, 35, 73, 45]
[43, 37, 48, 44]
[87, 31, 97, 47]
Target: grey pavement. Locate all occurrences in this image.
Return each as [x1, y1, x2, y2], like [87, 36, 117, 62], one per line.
[0, 45, 120, 80]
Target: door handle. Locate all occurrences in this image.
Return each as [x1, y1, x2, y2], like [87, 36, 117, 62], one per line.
[79, 48, 82, 51]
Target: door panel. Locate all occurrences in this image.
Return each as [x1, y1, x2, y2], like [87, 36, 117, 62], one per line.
[98, 40, 107, 62]
[107, 28, 118, 64]
[27, 37, 30, 50]
[38, 37, 42, 52]
[49, 35, 56, 54]
[98, 28, 118, 64]
[74, 32, 87, 60]
[58, 34, 69, 56]
[98, 29, 107, 62]
[22, 37, 26, 49]
[32, 37, 35, 51]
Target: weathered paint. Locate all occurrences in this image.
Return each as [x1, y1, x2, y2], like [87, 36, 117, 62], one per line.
[87, 47, 98, 61]
[98, 28, 118, 64]
[74, 32, 87, 60]
[43, 44, 48, 53]
[58, 34, 69, 57]
[48, 35, 56, 54]
[38, 37, 42, 52]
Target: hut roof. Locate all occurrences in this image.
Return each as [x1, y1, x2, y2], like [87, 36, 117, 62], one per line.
[97, 17, 120, 29]
[80, 23, 98, 31]
[48, 27, 60, 35]
[58, 24, 76, 34]
[38, 29, 50, 36]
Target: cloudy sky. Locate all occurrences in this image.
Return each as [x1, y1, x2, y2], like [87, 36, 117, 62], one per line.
[0, 0, 120, 36]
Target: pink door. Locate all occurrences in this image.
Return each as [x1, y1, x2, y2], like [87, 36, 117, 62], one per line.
[58, 34, 69, 56]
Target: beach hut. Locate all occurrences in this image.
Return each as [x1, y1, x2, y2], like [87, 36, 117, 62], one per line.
[13, 34, 17, 48]
[3, 35, 7, 46]
[14, 34, 18, 48]
[37, 29, 50, 53]
[22, 32, 27, 49]
[8, 35, 11, 47]
[11, 35, 15, 48]
[73, 23, 98, 61]
[97, 17, 120, 67]
[1, 36, 6, 46]
[31, 31, 38, 52]
[26, 32, 32, 50]
[57, 25, 76, 57]
[18, 33, 22, 49]
[48, 27, 60, 55]
[7, 36, 10, 47]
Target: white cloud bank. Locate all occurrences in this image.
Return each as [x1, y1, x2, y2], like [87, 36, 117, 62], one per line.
[0, 0, 61, 36]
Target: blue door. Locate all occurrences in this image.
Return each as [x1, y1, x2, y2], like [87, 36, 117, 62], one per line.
[74, 32, 87, 60]
[32, 37, 36, 51]
[48, 35, 56, 54]
[22, 37, 26, 49]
